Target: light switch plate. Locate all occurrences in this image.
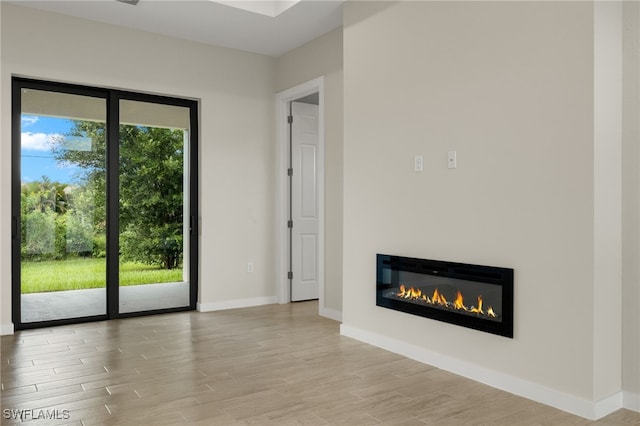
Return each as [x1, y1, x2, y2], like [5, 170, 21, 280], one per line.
[448, 151, 457, 169]
[414, 155, 424, 172]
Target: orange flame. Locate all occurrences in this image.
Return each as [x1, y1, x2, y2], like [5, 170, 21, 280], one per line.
[411, 287, 422, 299]
[453, 290, 467, 311]
[395, 285, 497, 319]
[469, 295, 484, 315]
[432, 288, 447, 305]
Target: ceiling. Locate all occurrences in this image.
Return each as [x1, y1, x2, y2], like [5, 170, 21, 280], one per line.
[9, 0, 345, 57]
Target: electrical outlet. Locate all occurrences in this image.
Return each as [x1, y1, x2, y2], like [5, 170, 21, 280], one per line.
[247, 262, 254, 273]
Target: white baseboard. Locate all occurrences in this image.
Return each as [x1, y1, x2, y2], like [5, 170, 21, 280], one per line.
[319, 306, 342, 322]
[1, 324, 15, 336]
[624, 391, 640, 412]
[339, 324, 622, 421]
[594, 392, 624, 419]
[197, 296, 277, 312]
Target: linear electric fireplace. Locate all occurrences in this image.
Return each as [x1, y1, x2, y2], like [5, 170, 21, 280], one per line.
[376, 254, 514, 338]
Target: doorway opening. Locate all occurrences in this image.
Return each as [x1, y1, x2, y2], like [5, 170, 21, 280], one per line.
[275, 78, 325, 312]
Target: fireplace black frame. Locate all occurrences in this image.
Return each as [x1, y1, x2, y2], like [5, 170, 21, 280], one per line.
[376, 254, 514, 338]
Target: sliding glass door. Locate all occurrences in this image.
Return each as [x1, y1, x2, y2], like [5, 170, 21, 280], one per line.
[12, 79, 198, 328]
[15, 86, 108, 323]
[117, 99, 192, 313]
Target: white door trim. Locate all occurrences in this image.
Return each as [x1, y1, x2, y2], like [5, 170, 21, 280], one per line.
[275, 77, 325, 312]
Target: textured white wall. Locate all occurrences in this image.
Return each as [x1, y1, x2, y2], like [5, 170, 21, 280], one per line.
[593, 0, 623, 402]
[0, 0, 4, 334]
[0, 3, 276, 330]
[342, 0, 599, 403]
[622, 0, 640, 402]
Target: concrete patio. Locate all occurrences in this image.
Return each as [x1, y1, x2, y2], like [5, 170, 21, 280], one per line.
[20, 281, 190, 323]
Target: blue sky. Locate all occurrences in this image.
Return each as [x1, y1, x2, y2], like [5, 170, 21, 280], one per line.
[21, 115, 82, 184]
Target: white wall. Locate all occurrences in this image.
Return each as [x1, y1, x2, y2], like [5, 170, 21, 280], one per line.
[0, 3, 277, 329]
[593, 0, 623, 404]
[341, 1, 633, 419]
[275, 28, 344, 315]
[0, 0, 4, 335]
[622, 0, 640, 405]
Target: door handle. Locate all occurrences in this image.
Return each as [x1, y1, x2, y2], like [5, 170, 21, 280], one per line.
[190, 215, 197, 235]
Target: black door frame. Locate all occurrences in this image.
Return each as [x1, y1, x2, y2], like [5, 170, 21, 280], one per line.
[11, 77, 199, 330]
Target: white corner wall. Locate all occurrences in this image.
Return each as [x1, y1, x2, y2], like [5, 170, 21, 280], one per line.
[593, 0, 623, 406]
[275, 28, 344, 317]
[0, 0, 5, 336]
[0, 3, 277, 330]
[341, 1, 633, 419]
[622, 0, 640, 408]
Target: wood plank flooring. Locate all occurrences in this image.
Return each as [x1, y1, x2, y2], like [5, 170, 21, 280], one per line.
[1, 301, 639, 425]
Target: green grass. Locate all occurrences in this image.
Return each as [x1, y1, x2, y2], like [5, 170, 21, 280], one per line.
[21, 258, 183, 294]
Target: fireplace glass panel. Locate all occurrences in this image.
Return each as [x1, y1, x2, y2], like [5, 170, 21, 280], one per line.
[376, 254, 513, 338]
[381, 271, 503, 322]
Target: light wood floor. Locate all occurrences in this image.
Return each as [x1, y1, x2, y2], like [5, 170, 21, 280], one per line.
[1, 301, 639, 425]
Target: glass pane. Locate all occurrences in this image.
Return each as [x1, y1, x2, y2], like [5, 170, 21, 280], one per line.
[118, 99, 190, 313]
[20, 89, 107, 322]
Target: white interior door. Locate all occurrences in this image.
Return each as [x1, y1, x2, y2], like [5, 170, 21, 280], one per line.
[291, 101, 319, 301]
